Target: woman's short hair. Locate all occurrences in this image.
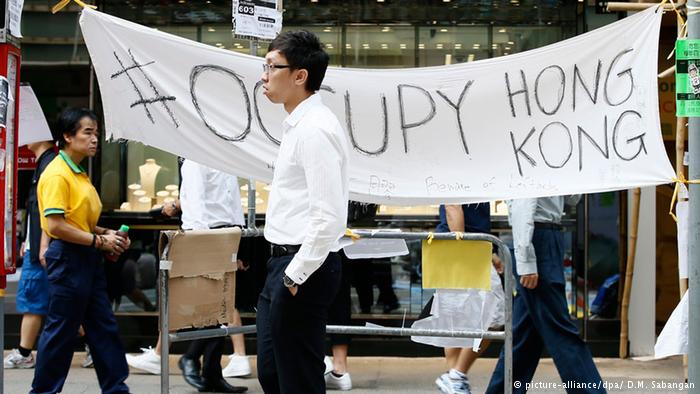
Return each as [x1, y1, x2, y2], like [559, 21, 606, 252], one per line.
[53, 108, 98, 149]
[268, 30, 329, 93]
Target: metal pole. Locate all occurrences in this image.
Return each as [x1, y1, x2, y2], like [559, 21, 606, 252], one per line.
[247, 40, 259, 230]
[157, 229, 513, 394]
[159, 264, 170, 394]
[689, 3, 700, 391]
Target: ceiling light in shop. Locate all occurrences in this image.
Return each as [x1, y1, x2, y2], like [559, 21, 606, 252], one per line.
[381, 44, 388, 49]
[492, 44, 498, 49]
[467, 54, 475, 62]
[326, 44, 334, 49]
[346, 43, 352, 49]
[208, 27, 215, 32]
[505, 46, 511, 50]
[440, 28, 448, 32]
[454, 43, 462, 49]
[436, 44, 443, 49]
[323, 27, 332, 32]
[377, 0, 384, 2]
[311, 0, 318, 2]
[400, 43, 407, 49]
[362, 43, 370, 49]
[418, 43, 425, 49]
[206, 0, 211, 3]
[381, 27, 391, 32]
[215, 43, 223, 47]
[178, 0, 185, 3]
[443, 0, 451, 2]
[507, 41, 514, 45]
[472, 43, 480, 49]
[498, 28, 507, 33]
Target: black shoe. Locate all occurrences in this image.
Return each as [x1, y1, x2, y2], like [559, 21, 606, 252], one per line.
[178, 356, 205, 390]
[383, 300, 400, 314]
[199, 378, 247, 393]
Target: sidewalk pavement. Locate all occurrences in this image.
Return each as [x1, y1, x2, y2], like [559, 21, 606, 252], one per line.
[2, 352, 688, 393]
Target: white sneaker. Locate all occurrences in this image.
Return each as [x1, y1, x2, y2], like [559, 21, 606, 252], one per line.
[81, 344, 93, 368]
[324, 356, 334, 375]
[222, 353, 251, 377]
[325, 371, 352, 391]
[126, 347, 161, 375]
[4, 349, 35, 369]
[435, 371, 471, 394]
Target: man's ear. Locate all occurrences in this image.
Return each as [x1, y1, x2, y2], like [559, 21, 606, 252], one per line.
[294, 69, 308, 88]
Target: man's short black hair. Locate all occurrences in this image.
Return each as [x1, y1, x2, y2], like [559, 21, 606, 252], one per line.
[54, 107, 98, 149]
[268, 30, 329, 92]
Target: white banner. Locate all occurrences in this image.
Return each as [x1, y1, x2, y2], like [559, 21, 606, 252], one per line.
[79, 7, 675, 205]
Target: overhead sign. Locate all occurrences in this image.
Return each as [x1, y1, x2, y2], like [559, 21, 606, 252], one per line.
[79, 7, 674, 205]
[232, 0, 282, 41]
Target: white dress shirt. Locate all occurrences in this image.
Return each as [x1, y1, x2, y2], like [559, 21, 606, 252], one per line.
[180, 159, 245, 230]
[264, 93, 350, 285]
[507, 195, 580, 276]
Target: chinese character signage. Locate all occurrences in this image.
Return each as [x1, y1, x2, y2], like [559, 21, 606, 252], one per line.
[232, 0, 282, 41]
[676, 39, 700, 117]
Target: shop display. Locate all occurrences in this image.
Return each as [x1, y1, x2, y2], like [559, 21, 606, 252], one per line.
[156, 191, 169, 205]
[138, 158, 161, 198]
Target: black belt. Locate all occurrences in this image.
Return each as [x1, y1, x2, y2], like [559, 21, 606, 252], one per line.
[270, 244, 301, 257]
[534, 222, 563, 231]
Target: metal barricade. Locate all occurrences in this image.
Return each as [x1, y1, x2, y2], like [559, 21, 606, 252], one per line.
[158, 229, 513, 394]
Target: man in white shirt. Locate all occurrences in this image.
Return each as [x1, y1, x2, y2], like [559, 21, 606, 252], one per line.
[486, 196, 604, 394]
[177, 159, 249, 393]
[256, 30, 349, 394]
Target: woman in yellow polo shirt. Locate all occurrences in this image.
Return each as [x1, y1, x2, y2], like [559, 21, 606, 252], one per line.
[31, 108, 131, 394]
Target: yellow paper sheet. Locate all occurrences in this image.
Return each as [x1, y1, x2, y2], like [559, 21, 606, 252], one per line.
[421, 240, 492, 290]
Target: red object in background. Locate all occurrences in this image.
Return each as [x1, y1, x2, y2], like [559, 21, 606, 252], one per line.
[18, 145, 36, 170]
[0, 43, 22, 288]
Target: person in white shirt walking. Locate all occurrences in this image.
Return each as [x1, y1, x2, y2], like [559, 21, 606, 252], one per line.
[126, 159, 248, 393]
[256, 30, 350, 394]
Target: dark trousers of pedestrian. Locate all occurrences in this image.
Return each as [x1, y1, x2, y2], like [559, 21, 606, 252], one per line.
[329, 251, 353, 347]
[184, 334, 225, 381]
[486, 228, 605, 394]
[256, 252, 341, 394]
[32, 240, 129, 394]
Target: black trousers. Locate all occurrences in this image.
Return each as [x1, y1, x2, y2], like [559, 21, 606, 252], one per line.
[184, 334, 225, 381]
[256, 252, 341, 394]
[32, 240, 129, 394]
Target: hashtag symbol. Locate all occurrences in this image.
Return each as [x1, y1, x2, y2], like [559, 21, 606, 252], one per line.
[111, 49, 179, 128]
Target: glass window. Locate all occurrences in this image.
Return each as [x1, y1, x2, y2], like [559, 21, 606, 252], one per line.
[418, 26, 489, 67]
[344, 25, 415, 69]
[100, 140, 180, 212]
[492, 26, 562, 57]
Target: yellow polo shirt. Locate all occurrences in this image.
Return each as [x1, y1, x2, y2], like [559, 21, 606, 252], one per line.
[38, 150, 102, 239]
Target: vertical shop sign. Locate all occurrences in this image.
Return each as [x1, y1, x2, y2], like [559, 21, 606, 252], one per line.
[232, 0, 282, 41]
[676, 39, 700, 116]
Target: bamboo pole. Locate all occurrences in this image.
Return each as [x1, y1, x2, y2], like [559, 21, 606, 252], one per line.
[607, 2, 682, 12]
[620, 188, 641, 358]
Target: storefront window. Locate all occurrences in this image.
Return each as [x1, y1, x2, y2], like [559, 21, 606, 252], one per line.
[345, 25, 415, 68]
[418, 26, 489, 66]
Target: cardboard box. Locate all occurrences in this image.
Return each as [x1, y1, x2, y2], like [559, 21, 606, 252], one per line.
[159, 227, 242, 331]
